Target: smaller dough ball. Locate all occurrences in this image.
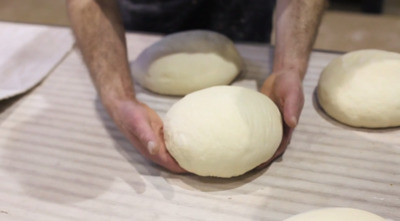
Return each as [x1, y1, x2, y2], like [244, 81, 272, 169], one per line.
[131, 30, 244, 95]
[317, 49, 400, 128]
[284, 207, 386, 221]
[164, 86, 282, 178]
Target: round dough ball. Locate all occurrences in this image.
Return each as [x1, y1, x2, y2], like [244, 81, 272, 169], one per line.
[164, 86, 282, 178]
[131, 30, 244, 95]
[317, 49, 400, 128]
[284, 207, 386, 221]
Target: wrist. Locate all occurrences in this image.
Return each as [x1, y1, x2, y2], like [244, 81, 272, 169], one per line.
[271, 68, 305, 83]
[272, 60, 307, 80]
[101, 91, 138, 113]
[272, 47, 310, 80]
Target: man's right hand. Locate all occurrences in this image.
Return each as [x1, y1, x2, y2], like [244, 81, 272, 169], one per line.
[107, 99, 187, 173]
[68, 0, 185, 174]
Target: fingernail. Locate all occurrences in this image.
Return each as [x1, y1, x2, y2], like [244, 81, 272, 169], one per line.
[147, 141, 157, 155]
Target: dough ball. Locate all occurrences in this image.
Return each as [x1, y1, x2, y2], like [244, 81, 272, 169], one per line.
[164, 86, 282, 178]
[317, 49, 400, 128]
[284, 207, 386, 221]
[131, 30, 244, 95]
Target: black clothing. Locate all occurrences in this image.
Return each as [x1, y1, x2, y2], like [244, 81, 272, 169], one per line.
[118, 0, 275, 43]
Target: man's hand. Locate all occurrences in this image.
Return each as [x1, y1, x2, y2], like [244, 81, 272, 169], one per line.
[259, 71, 304, 166]
[108, 99, 186, 173]
[256, 0, 325, 167]
[68, 0, 185, 173]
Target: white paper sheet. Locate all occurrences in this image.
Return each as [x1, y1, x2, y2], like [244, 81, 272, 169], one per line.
[0, 22, 74, 100]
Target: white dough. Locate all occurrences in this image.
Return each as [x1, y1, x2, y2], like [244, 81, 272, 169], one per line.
[164, 86, 282, 178]
[284, 207, 386, 221]
[317, 49, 400, 128]
[131, 30, 244, 95]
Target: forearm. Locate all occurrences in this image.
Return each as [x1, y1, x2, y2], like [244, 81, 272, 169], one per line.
[273, 0, 325, 79]
[67, 0, 136, 107]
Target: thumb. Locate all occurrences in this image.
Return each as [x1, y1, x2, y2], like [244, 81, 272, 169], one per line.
[135, 118, 160, 155]
[283, 91, 304, 128]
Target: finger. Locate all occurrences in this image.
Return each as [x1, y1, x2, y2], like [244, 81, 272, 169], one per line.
[132, 118, 160, 155]
[136, 122, 186, 173]
[256, 126, 294, 169]
[267, 127, 294, 163]
[283, 90, 304, 128]
[280, 125, 294, 152]
[162, 155, 188, 173]
[156, 126, 188, 173]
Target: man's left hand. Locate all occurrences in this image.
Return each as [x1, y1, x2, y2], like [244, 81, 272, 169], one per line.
[259, 71, 305, 167]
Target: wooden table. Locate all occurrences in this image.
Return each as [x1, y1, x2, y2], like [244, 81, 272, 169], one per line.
[0, 22, 399, 221]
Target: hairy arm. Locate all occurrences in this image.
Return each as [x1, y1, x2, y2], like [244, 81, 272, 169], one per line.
[67, 0, 185, 172]
[261, 0, 325, 163]
[273, 0, 325, 81]
[67, 0, 133, 105]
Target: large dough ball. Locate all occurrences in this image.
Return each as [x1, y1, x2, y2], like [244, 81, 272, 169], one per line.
[284, 207, 386, 221]
[164, 86, 282, 178]
[317, 49, 400, 128]
[131, 30, 244, 95]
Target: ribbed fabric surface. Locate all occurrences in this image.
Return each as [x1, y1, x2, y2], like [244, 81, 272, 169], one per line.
[0, 28, 399, 221]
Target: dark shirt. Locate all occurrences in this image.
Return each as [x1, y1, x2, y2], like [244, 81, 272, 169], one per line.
[118, 0, 275, 43]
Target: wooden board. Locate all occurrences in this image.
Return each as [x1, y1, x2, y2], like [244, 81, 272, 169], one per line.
[0, 30, 399, 221]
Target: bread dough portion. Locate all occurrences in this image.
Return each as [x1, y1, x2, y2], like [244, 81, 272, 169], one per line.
[131, 30, 244, 96]
[284, 207, 385, 221]
[317, 49, 400, 128]
[164, 86, 282, 178]
[146, 53, 238, 95]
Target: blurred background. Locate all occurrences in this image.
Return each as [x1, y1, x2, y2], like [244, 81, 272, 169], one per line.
[0, 0, 399, 52]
